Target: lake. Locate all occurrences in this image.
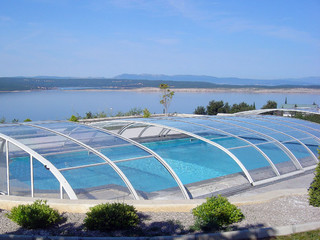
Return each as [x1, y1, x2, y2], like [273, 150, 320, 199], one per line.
[0, 90, 319, 121]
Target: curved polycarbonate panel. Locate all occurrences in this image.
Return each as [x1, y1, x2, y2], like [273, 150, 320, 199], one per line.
[229, 146, 277, 181]
[8, 142, 31, 197]
[33, 157, 61, 199]
[33, 122, 129, 149]
[0, 125, 85, 156]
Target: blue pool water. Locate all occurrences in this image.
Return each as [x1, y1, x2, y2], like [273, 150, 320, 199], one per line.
[9, 136, 313, 193]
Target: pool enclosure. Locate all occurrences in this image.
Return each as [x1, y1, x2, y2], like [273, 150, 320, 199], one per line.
[0, 115, 319, 200]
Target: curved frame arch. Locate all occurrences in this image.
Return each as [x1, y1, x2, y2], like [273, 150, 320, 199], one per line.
[169, 118, 280, 176]
[112, 120, 254, 184]
[253, 116, 320, 141]
[0, 133, 77, 200]
[86, 123, 190, 199]
[199, 116, 303, 170]
[262, 116, 320, 134]
[243, 116, 320, 163]
[219, 116, 318, 165]
[23, 123, 140, 200]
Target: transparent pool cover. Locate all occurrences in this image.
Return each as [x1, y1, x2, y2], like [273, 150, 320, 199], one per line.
[0, 115, 319, 200]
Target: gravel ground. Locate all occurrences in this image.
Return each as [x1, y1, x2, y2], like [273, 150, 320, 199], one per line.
[0, 194, 319, 237]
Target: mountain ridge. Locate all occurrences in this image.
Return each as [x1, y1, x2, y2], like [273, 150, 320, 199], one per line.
[114, 74, 320, 86]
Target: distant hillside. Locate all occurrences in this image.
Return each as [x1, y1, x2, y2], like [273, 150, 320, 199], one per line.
[1, 77, 319, 91]
[114, 74, 320, 86]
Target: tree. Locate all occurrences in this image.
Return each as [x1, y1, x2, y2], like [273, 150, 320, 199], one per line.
[207, 100, 224, 115]
[261, 100, 277, 109]
[159, 84, 174, 116]
[230, 102, 255, 113]
[194, 106, 207, 115]
[143, 108, 151, 118]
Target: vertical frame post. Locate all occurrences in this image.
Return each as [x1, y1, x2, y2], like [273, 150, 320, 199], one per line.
[5, 140, 10, 196]
[60, 184, 63, 199]
[30, 155, 34, 198]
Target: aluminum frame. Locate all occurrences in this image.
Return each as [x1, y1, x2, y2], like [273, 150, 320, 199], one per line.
[23, 123, 140, 200]
[0, 133, 77, 199]
[86, 123, 191, 199]
[110, 120, 254, 184]
[216, 116, 318, 164]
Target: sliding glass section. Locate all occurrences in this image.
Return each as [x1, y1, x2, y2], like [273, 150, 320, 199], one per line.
[8, 143, 31, 197]
[116, 157, 184, 199]
[282, 140, 315, 167]
[61, 164, 133, 200]
[229, 146, 276, 181]
[257, 143, 297, 174]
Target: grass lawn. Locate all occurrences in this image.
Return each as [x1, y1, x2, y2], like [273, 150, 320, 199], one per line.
[265, 229, 320, 240]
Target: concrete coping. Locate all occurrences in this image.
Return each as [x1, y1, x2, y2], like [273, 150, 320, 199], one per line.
[0, 187, 308, 213]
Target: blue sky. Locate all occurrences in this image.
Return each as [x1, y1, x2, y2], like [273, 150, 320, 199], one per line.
[0, 0, 319, 79]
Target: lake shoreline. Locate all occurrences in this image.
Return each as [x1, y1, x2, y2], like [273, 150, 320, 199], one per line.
[1, 87, 320, 94]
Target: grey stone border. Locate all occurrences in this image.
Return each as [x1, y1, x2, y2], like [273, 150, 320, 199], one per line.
[1, 221, 320, 240]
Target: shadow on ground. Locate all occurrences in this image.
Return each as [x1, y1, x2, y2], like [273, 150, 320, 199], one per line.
[2, 212, 278, 239]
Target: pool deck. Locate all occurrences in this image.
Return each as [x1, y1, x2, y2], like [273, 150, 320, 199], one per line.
[0, 170, 315, 213]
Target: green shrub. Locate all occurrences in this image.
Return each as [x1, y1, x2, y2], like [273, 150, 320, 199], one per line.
[309, 150, 320, 207]
[6, 200, 62, 229]
[23, 118, 32, 122]
[69, 115, 78, 122]
[192, 195, 244, 231]
[84, 202, 140, 232]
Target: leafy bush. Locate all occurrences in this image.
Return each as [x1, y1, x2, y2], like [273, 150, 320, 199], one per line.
[84, 202, 140, 232]
[309, 150, 320, 207]
[69, 115, 78, 122]
[23, 118, 32, 122]
[6, 200, 62, 229]
[192, 195, 244, 231]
